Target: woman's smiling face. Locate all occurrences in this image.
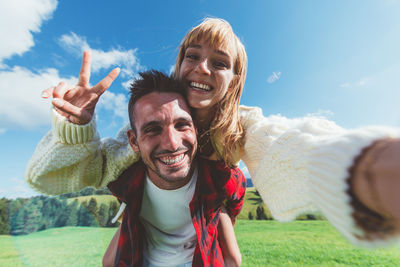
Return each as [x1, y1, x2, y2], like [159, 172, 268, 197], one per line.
[178, 40, 235, 112]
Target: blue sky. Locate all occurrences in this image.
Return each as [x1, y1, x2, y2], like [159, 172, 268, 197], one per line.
[1, 0, 399, 198]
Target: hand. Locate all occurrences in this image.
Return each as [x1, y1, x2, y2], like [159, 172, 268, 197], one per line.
[42, 51, 120, 124]
[353, 138, 400, 228]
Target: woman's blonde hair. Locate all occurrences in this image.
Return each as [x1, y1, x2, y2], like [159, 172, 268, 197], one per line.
[174, 18, 248, 166]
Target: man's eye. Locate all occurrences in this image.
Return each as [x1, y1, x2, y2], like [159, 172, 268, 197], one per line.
[145, 127, 161, 134]
[176, 122, 191, 129]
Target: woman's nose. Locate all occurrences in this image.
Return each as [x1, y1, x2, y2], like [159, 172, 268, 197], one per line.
[194, 58, 211, 75]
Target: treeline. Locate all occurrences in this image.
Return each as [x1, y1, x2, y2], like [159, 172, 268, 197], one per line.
[0, 187, 120, 236]
[245, 190, 325, 221]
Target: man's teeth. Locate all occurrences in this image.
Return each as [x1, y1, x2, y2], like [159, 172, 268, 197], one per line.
[190, 82, 211, 91]
[159, 154, 185, 165]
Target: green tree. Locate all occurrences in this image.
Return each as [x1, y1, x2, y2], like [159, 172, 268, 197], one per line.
[54, 199, 69, 227]
[95, 188, 112, 195]
[0, 198, 10, 234]
[256, 206, 268, 220]
[11, 202, 41, 235]
[79, 187, 95, 196]
[98, 203, 109, 227]
[66, 200, 79, 226]
[87, 198, 98, 215]
[248, 211, 254, 220]
[78, 201, 97, 226]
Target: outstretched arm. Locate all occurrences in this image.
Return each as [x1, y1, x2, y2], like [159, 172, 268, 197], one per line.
[26, 52, 138, 195]
[239, 105, 400, 247]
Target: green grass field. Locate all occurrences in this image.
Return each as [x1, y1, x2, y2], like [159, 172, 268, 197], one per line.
[1, 220, 399, 267]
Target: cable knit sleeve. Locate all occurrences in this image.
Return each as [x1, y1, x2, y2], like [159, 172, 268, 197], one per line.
[25, 109, 139, 195]
[239, 105, 400, 247]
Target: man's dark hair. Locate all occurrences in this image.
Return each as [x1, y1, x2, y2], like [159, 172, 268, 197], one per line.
[128, 70, 188, 132]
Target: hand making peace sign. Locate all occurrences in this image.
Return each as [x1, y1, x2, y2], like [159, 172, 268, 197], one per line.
[42, 51, 120, 124]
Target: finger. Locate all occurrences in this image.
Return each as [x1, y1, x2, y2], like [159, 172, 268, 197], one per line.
[78, 50, 91, 87]
[52, 98, 91, 124]
[53, 82, 70, 99]
[42, 86, 55, 98]
[92, 67, 120, 95]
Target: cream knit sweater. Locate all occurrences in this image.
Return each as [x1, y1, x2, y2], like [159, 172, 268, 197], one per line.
[26, 105, 400, 247]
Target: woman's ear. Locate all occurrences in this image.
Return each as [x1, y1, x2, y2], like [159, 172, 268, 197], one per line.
[127, 129, 139, 152]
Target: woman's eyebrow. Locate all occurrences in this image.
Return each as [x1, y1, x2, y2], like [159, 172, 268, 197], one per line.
[187, 44, 230, 58]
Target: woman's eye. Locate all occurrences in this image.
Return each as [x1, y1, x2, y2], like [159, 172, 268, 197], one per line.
[213, 60, 228, 69]
[185, 53, 198, 60]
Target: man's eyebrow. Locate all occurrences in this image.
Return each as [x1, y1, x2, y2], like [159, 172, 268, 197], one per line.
[175, 116, 193, 123]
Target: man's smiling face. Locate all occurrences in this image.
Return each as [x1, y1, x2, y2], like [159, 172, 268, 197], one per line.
[128, 92, 197, 190]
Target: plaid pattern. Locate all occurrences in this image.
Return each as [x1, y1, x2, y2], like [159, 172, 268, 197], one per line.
[108, 158, 246, 267]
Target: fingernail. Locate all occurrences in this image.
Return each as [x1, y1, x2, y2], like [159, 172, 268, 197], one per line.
[42, 91, 49, 98]
[53, 98, 63, 107]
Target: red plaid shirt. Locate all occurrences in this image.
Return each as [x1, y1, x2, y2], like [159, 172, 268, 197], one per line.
[107, 158, 246, 267]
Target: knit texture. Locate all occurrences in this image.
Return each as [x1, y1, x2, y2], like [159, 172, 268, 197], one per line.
[26, 106, 400, 246]
[25, 109, 139, 195]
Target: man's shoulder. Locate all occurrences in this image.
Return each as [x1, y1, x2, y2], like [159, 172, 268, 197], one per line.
[107, 160, 146, 202]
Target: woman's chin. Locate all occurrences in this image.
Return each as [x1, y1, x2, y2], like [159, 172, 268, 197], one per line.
[188, 99, 213, 110]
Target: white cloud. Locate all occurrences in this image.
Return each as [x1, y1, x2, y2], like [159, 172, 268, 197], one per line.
[122, 79, 134, 91]
[340, 77, 371, 88]
[306, 109, 334, 119]
[0, 0, 58, 63]
[267, 71, 282, 84]
[0, 66, 77, 129]
[169, 65, 176, 76]
[59, 32, 140, 77]
[0, 128, 6, 134]
[97, 91, 129, 123]
[122, 73, 141, 91]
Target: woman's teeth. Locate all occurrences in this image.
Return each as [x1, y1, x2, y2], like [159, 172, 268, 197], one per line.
[190, 82, 211, 91]
[159, 154, 185, 165]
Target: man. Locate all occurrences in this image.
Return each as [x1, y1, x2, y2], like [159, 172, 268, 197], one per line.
[27, 60, 245, 266]
[107, 71, 245, 266]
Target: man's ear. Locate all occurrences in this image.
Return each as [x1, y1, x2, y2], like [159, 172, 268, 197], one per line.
[127, 129, 139, 153]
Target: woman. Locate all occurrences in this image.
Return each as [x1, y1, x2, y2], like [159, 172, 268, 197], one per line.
[28, 17, 400, 262]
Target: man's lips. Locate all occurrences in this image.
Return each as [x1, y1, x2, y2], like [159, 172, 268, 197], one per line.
[154, 147, 190, 166]
[157, 153, 185, 165]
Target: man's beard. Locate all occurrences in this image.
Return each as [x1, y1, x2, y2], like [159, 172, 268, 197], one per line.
[141, 144, 196, 185]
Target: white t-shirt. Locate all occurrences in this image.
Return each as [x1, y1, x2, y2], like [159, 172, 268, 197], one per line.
[139, 167, 198, 266]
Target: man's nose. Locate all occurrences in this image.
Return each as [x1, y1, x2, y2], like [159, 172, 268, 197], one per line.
[162, 127, 181, 151]
[195, 58, 211, 75]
